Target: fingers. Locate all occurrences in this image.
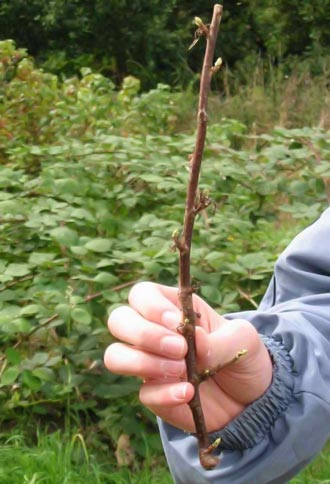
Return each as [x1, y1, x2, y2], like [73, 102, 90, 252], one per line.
[140, 381, 196, 432]
[128, 281, 227, 333]
[104, 343, 186, 379]
[108, 305, 187, 359]
[140, 381, 194, 407]
[128, 282, 181, 330]
[139, 379, 245, 433]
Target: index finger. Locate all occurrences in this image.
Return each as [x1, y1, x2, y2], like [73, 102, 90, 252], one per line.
[129, 282, 181, 330]
[128, 281, 226, 333]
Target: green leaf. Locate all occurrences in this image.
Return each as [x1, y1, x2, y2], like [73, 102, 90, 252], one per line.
[28, 252, 56, 266]
[236, 253, 269, 270]
[93, 380, 139, 399]
[50, 227, 79, 246]
[289, 181, 309, 196]
[54, 178, 81, 195]
[0, 200, 22, 215]
[96, 258, 114, 268]
[5, 348, 22, 365]
[71, 307, 92, 325]
[22, 370, 42, 391]
[93, 272, 118, 285]
[55, 304, 71, 321]
[13, 318, 32, 333]
[1, 367, 20, 386]
[19, 304, 41, 316]
[71, 208, 95, 221]
[5, 264, 31, 277]
[0, 260, 7, 273]
[32, 367, 55, 382]
[0, 290, 16, 302]
[30, 352, 49, 367]
[200, 285, 221, 304]
[0, 306, 21, 325]
[0, 275, 12, 283]
[85, 238, 112, 253]
[70, 246, 88, 256]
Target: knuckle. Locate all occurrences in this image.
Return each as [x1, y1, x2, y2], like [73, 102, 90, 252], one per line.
[129, 281, 153, 302]
[103, 343, 121, 371]
[139, 385, 147, 404]
[232, 318, 260, 350]
[108, 305, 131, 328]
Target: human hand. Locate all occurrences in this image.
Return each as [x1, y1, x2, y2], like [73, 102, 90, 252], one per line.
[104, 282, 273, 433]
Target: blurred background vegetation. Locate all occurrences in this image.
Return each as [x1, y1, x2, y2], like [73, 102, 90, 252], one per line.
[1, 0, 330, 89]
[0, 1, 329, 482]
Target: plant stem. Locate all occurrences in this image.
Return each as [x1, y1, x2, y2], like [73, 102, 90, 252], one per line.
[176, 4, 223, 470]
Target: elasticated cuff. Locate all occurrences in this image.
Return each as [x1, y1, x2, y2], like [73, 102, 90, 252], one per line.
[209, 335, 295, 451]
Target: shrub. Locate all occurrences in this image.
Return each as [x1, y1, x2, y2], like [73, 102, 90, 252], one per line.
[0, 41, 329, 459]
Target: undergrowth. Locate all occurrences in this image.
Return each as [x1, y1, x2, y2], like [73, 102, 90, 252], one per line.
[0, 430, 172, 484]
[0, 40, 329, 482]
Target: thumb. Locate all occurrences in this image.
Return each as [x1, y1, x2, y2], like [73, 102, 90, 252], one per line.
[197, 319, 258, 371]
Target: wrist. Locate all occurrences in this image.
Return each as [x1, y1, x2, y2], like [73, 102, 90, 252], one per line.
[210, 335, 295, 451]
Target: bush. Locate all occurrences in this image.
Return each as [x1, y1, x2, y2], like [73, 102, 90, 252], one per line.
[0, 42, 329, 461]
[0, 1, 329, 87]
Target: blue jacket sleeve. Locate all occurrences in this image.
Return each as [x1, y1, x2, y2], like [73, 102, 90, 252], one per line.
[158, 208, 330, 484]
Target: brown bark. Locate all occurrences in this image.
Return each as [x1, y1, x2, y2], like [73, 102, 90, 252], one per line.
[175, 4, 223, 470]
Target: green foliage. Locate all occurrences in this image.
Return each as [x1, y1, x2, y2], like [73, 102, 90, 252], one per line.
[0, 41, 192, 155]
[0, 430, 172, 483]
[0, 429, 329, 482]
[0, 1, 329, 87]
[248, 0, 330, 58]
[0, 43, 329, 477]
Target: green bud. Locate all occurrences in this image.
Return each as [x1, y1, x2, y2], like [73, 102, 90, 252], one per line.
[214, 57, 223, 68]
[193, 16, 204, 27]
[202, 188, 210, 198]
[211, 437, 222, 449]
[236, 349, 248, 359]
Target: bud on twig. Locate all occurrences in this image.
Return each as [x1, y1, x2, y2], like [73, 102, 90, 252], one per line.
[193, 17, 204, 27]
[177, 4, 224, 471]
[211, 57, 223, 75]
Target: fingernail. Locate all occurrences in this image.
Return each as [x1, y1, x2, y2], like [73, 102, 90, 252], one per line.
[162, 310, 181, 329]
[160, 359, 185, 377]
[160, 336, 185, 357]
[171, 383, 189, 401]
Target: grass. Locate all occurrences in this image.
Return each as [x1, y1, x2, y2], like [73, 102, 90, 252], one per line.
[179, 56, 330, 137]
[0, 431, 328, 483]
[291, 443, 330, 484]
[0, 430, 173, 484]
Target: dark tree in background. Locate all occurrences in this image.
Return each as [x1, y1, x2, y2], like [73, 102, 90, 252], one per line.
[0, 0, 329, 87]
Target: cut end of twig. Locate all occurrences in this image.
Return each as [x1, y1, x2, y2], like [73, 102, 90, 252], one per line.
[200, 446, 221, 470]
[214, 4, 224, 16]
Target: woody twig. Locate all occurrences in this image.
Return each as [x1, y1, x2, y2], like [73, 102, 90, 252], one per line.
[172, 4, 223, 470]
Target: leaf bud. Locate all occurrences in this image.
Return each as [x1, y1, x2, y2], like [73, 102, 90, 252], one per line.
[211, 57, 223, 75]
[202, 188, 210, 198]
[193, 17, 204, 27]
[172, 228, 180, 239]
[214, 57, 223, 68]
[211, 437, 222, 449]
